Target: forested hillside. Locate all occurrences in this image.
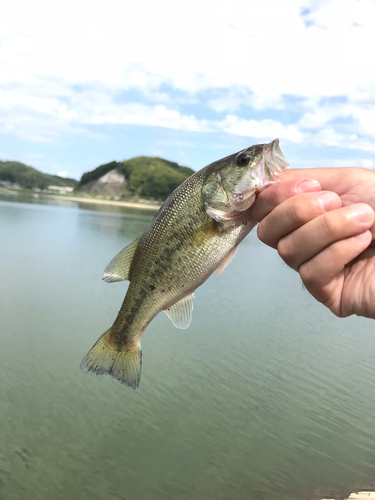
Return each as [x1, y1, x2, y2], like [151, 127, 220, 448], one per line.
[78, 157, 195, 200]
[0, 161, 78, 189]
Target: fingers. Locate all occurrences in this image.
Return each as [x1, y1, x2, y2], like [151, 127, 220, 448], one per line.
[252, 168, 375, 318]
[299, 231, 373, 312]
[276, 203, 374, 271]
[282, 168, 371, 196]
[257, 191, 342, 249]
[252, 178, 321, 222]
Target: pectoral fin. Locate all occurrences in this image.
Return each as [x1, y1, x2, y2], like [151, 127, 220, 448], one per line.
[164, 293, 194, 329]
[102, 237, 140, 283]
[217, 246, 237, 276]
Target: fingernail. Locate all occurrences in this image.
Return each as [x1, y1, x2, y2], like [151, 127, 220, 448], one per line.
[296, 179, 321, 193]
[319, 192, 339, 211]
[351, 204, 373, 222]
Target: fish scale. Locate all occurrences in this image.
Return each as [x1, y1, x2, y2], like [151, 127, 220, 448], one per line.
[80, 139, 289, 389]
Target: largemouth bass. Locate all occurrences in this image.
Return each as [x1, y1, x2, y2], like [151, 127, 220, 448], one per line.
[80, 139, 288, 389]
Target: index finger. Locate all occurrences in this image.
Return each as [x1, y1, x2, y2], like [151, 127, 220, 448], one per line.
[252, 178, 321, 222]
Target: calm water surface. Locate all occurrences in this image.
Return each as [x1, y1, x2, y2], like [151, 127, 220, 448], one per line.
[1, 191, 375, 500]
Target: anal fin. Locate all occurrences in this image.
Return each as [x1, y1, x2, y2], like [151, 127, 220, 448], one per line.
[102, 237, 140, 283]
[164, 293, 194, 329]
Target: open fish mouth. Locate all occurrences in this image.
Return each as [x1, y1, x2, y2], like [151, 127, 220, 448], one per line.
[229, 139, 289, 212]
[258, 138, 289, 182]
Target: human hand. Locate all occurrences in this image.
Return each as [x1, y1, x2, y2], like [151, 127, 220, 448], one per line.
[251, 168, 375, 319]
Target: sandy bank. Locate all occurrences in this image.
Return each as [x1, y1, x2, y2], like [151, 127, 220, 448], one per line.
[38, 193, 161, 211]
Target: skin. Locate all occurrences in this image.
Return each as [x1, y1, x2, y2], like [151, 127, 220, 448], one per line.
[251, 168, 375, 319]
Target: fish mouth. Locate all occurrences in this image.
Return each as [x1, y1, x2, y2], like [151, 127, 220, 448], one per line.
[229, 139, 289, 211]
[259, 138, 289, 183]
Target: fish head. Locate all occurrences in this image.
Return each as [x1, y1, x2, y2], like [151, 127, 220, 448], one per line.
[202, 139, 289, 222]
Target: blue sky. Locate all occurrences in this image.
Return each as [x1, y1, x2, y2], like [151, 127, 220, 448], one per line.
[1, 0, 375, 180]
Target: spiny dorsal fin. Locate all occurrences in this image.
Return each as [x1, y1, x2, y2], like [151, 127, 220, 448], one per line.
[164, 293, 194, 329]
[102, 237, 140, 283]
[217, 246, 237, 276]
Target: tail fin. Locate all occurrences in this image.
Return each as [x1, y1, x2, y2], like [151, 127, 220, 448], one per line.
[80, 329, 142, 390]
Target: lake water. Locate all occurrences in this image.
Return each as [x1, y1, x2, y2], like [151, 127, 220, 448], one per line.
[1, 191, 375, 500]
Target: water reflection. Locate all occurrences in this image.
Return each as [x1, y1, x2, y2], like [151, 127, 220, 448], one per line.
[1, 192, 375, 500]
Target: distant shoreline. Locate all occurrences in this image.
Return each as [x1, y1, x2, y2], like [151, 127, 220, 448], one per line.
[42, 193, 161, 210]
[0, 188, 161, 211]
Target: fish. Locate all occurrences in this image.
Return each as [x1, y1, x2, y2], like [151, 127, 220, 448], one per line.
[80, 139, 289, 389]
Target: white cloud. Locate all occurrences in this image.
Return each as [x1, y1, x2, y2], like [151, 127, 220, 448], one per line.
[3, 0, 375, 96]
[0, 83, 304, 144]
[57, 171, 68, 178]
[1, 0, 375, 154]
[217, 115, 304, 143]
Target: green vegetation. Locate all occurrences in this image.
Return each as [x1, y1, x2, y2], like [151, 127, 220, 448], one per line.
[79, 157, 195, 200]
[1, 156, 195, 201]
[0, 161, 78, 190]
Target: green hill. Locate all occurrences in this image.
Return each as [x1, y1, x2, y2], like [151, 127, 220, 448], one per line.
[0, 161, 78, 190]
[78, 157, 195, 200]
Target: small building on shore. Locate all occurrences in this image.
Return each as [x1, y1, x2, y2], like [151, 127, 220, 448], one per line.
[47, 185, 74, 194]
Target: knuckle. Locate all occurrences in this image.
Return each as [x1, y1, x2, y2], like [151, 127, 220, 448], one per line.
[320, 213, 340, 235]
[257, 222, 266, 243]
[287, 202, 309, 225]
[299, 262, 315, 288]
[257, 221, 274, 247]
[277, 237, 294, 263]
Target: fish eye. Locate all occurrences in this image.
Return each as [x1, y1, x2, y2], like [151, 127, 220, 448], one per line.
[235, 152, 250, 167]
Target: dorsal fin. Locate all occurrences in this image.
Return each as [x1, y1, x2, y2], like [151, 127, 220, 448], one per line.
[164, 293, 194, 329]
[102, 237, 140, 283]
